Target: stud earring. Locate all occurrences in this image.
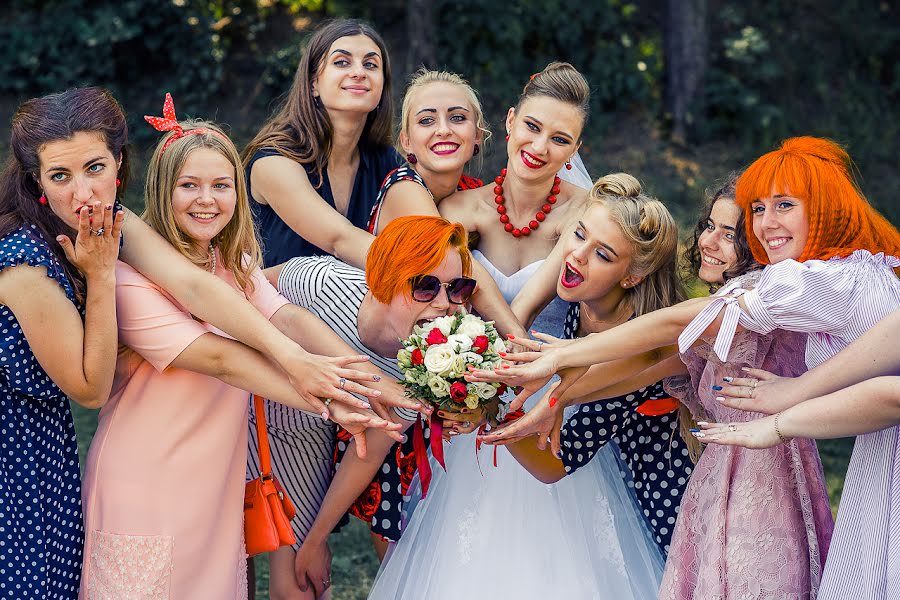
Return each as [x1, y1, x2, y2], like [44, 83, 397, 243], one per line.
[505, 134, 510, 142]
[406, 153, 417, 164]
[473, 144, 480, 156]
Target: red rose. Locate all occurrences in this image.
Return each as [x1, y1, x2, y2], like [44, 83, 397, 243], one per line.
[426, 327, 448, 345]
[449, 382, 468, 403]
[396, 451, 418, 494]
[497, 383, 508, 397]
[411, 348, 424, 365]
[472, 335, 490, 354]
[349, 479, 382, 522]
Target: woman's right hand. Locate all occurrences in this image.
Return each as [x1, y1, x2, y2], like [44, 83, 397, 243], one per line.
[58, 201, 125, 279]
[295, 538, 333, 598]
[478, 383, 567, 455]
[716, 368, 794, 415]
[328, 403, 404, 460]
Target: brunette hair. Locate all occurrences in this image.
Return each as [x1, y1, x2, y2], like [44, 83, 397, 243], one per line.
[736, 136, 900, 263]
[366, 215, 472, 304]
[0, 87, 129, 302]
[685, 173, 760, 284]
[398, 68, 490, 164]
[516, 62, 590, 138]
[144, 120, 261, 293]
[243, 19, 393, 187]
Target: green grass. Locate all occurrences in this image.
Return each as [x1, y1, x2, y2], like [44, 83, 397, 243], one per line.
[72, 404, 854, 599]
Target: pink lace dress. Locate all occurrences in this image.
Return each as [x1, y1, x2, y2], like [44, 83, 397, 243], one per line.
[660, 273, 834, 600]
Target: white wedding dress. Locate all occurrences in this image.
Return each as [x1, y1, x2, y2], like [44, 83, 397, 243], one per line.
[367, 249, 665, 599]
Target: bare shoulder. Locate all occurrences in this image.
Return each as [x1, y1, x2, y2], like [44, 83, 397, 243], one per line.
[249, 154, 312, 205]
[0, 262, 65, 307]
[440, 186, 491, 232]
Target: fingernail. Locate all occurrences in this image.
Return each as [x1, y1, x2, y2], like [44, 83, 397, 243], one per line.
[460, 408, 469, 413]
[689, 428, 700, 433]
[362, 402, 371, 409]
[549, 397, 558, 407]
[507, 334, 515, 339]
[711, 385, 723, 391]
[741, 367, 750, 371]
[499, 352, 507, 357]
[321, 411, 329, 420]
[56, 236, 65, 243]
[722, 376, 733, 383]
[373, 375, 381, 381]
[437, 411, 446, 418]
[373, 390, 381, 396]
[554, 450, 562, 458]
[716, 396, 725, 402]
[105, 204, 112, 210]
[697, 421, 709, 426]
[502, 365, 510, 369]
[448, 430, 459, 436]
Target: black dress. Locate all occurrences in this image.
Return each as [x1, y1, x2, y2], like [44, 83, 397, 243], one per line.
[247, 144, 403, 267]
[559, 302, 693, 557]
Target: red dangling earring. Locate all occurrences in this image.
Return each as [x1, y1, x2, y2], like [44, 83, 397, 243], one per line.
[565, 161, 572, 170]
[406, 153, 417, 164]
[473, 144, 480, 156]
[116, 178, 121, 187]
[37, 194, 47, 205]
[505, 134, 510, 142]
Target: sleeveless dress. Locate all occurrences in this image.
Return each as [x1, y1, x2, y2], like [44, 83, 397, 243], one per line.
[660, 272, 834, 600]
[0, 225, 84, 599]
[367, 250, 664, 600]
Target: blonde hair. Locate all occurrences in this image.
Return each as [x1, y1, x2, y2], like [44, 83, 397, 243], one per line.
[516, 62, 590, 138]
[144, 119, 262, 294]
[397, 69, 490, 160]
[586, 173, 700, 460]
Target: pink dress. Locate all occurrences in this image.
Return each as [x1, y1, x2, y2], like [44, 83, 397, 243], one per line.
[79, 254, 288, 599]
[660, 272, 834, 600]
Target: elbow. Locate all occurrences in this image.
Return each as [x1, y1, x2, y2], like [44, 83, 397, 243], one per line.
[70, 387, 111, 410]
[535, 469, 564, 485]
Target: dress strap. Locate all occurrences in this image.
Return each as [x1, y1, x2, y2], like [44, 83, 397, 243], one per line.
[677, 288, 748, 362]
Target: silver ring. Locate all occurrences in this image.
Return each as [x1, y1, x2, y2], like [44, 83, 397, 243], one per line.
[323, 398, 333, 407]
[537, 341, 544, 352]
[751, 379, 758, 389]
[339, 377, 347, 390]
[728, 424, 737, 432]
[90, 227, 105, 236]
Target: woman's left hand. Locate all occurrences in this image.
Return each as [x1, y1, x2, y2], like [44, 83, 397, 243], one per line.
[294, 538, 332, 598]
[478, 383, 567, 455]
[692, 416, 781, 449]
[328, 404, 404, 459]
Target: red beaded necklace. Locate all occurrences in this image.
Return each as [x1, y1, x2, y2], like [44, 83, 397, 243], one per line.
[493, 168, 561, 238]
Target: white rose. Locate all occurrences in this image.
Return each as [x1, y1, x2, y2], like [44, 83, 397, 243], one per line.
[473, 381, 498, 399]
[464, 393, 480, 410]
[423, 343, 456, 376]
[456, 315, 486, 338]
[450, 355, 467, 378]
[427, 374, 451, 398]
[460, 351, 484, 366]
[445, 334, 473, 353]
[492, 337, 507, 354]
[429, 315, 455, 336]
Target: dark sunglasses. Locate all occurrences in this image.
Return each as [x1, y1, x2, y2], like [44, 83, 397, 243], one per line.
[410, 275, 477, 304]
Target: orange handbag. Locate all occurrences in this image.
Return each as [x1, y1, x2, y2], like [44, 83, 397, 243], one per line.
[244, 395, 298, 557]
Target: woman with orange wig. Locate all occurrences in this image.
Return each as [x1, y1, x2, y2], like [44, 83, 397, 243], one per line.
[469, 136, 900, 598]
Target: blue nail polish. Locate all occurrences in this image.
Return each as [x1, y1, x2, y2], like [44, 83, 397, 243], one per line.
[689, 428, 700, 433]
[711, 385, 723, 391]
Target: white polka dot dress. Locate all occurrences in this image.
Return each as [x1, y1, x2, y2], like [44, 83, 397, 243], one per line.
[0, 226, 84, 599]
[559, 303, 692, 557]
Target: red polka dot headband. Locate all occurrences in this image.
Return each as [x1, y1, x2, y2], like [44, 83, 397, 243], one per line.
[144, 93, 228, 155]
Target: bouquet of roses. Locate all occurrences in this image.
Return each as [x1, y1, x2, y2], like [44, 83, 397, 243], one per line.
[396, 311, 508, 495]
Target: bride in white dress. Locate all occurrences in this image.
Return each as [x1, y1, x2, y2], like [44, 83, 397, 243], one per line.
[368, 64, 664, 600]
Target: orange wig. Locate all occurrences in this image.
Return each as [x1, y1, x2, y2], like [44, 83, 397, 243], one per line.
[736, 136, 900, 264]
[366, 215, 473, 303]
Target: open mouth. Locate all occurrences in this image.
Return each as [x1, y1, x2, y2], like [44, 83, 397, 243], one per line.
[560, 262, 585, 288]
[766, 237, 790, 250]
[520, 150, 546, 169]
[430, 142, 460, 156]
[189, 212, 219, 223]
[701, 253, 725, 266]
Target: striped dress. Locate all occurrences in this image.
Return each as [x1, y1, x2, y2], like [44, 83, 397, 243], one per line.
[680, 250, 900, 599]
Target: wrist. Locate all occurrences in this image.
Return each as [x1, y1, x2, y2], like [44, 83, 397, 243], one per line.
[773, 412, 793, 443]
[85, 270, 116, 287]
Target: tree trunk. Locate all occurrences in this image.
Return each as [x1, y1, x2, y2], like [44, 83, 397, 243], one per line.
[663, 0, 708, 144]
[406, 0, 436, 72]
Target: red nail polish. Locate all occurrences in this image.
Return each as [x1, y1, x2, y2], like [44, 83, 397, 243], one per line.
[508, 334, 515, 340]
[549, 397, 558, 407]
[499, 352, 507, 357]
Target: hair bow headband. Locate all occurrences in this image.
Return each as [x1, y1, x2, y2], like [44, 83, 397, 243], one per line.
[144, 93, 227, 155]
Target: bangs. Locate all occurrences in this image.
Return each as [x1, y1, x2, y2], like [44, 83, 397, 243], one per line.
[735, 152, 812, 209]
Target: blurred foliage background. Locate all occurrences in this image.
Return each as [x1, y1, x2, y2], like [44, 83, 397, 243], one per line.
[7, 1, 893, 597]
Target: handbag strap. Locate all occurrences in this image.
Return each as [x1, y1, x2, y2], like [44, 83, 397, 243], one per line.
[252, 395, 273, 478]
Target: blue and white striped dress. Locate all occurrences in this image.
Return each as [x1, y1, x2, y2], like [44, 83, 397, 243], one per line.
[681, 249, 900, 599]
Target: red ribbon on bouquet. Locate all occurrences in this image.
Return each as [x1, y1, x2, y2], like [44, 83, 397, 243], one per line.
[412, 416, 446, 498]
[474, 408, 525, 469]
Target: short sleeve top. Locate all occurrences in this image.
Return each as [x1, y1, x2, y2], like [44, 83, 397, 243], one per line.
[247, 144, 404, 267]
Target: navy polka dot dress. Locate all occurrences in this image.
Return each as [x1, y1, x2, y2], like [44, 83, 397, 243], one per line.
[559, 303, 693, 557]
[0, 226, 84, 598]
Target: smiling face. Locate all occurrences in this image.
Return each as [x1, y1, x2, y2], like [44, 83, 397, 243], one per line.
[557, 203, 636, 302]
[37, 131, 119, 229]
[750, 190, 809, 263]
[697, 198, 741, 283]
[171, 147, 237, 252]
[400, 81, 479, 177]
[385, 248, 463, 339]
[314, 34, 384, 116]
[504, 96, 582, 181]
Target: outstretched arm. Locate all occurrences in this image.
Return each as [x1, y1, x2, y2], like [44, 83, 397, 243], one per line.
[510, 237, 567, 329]
[697, 376, 900, 448]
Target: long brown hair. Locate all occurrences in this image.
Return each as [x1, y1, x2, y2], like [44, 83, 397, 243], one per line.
[0, 87, 129, 302]
[242, 19, 393, 187]
[144, 120, 262, 293]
